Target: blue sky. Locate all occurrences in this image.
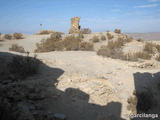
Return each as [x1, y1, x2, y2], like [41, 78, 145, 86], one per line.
[0, 0, 160, 33]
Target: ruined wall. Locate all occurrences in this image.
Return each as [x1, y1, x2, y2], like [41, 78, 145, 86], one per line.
[69, 17, 80, 34]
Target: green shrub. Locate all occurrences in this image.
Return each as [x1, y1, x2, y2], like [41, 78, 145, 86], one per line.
[101, 35, 106, 41]
[7, 55, 40, 80]
[4, 34, 12, 40]
[106, 32, 114, 40]
[92, 36, 99, 43]
[80, 28, 91, 34]
[13, 32, 23, 39]
[114, 29, 121, 34]
[9, 44, 25, 53]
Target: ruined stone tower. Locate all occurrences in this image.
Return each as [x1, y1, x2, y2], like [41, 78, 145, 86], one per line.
[69, 17, 80, 34]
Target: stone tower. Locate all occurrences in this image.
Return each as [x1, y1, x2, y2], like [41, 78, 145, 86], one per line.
[69, 17, 80, 34]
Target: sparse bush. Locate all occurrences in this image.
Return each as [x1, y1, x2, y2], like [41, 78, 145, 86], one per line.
[92, 36, 100, 42]
[9, 44, 25, 53]
[13, 32, 23, 39]
[79, 42, 93, 51]
[106, 32, 114, 40]
[143, 42, 156, 54]
[7, 55, 40, 80]
[39, 30, 54, 35]
[101, 35, 106, 41]
[114, 29, 121, 34]
[4, 34, 12, 40]
[80, 28, 91, 34]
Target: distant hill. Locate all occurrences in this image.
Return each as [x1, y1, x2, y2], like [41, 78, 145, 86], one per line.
[127, 32, 160, 41]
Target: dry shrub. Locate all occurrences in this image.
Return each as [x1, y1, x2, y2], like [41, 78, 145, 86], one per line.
[63, 36, 82, 50]
[143, 42, 156, 54]
[7, 55, 40, 80]
[114, 29, 121, 34]
[35, 37, 63, 52]
[101, 35, 106, 41]
[155, 55, 160, 61]
[78, 33, 84, 39]
[124, 52, 151, 61]
[79, 42, 93, 51]
[35, 35, 93, 52]
[4, 34, 12, 40]
[92, 36, 100, 43]
[9, 44, 25, 53]
[106, 32, 114, 40]
[13, 32, 23, 39]
[108, 38, 125, 50]
[50, 32, 63, 39]
[39, 30, 54, 35]
[97, 46, 124, 59]
[80, 28, 91, 34]
[137, 38, 143, 42]
[127, 96, 137, 113]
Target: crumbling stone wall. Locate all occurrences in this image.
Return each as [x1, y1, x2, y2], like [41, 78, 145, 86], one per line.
[69, 17, 81, 34]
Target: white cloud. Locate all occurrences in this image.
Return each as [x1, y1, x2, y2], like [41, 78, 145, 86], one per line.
[135, 4, 158, 8]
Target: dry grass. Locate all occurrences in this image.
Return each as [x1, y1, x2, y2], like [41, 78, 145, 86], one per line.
[92, 36, 100, 43]
[4, 34, 12, 40]
[123, 52, 151, 61]
[106, 32, 114, 40]
[9, 44, 25, 53]
[114, 29, 121, 34]
[13, 32, 23, 39]
[101, 35, 106, 41]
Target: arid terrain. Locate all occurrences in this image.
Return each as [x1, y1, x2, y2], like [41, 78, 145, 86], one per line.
[0, 31, 160, 120]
